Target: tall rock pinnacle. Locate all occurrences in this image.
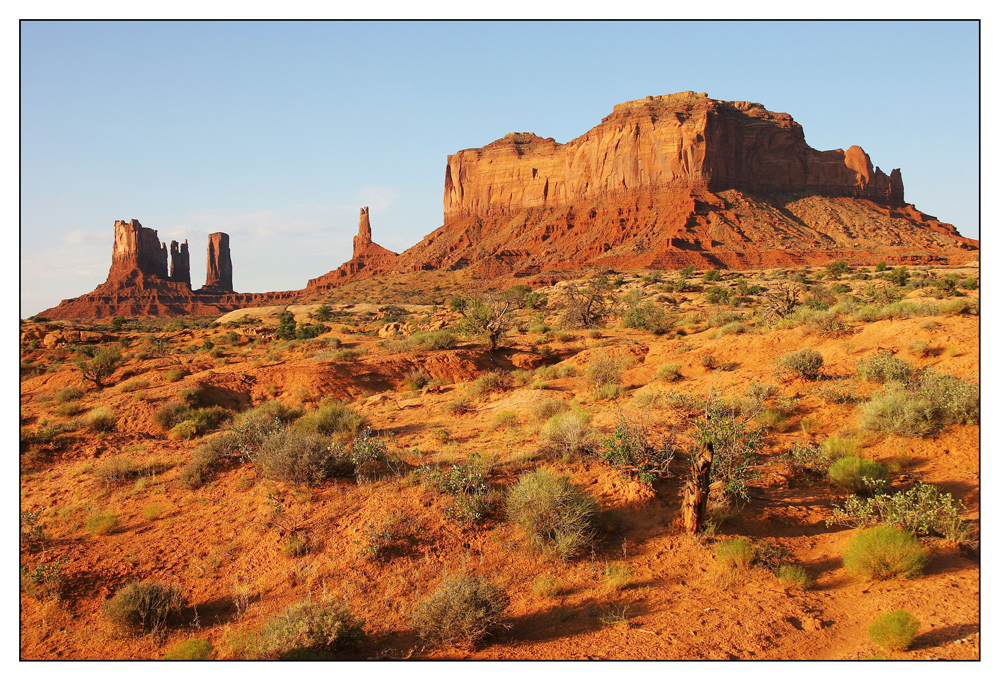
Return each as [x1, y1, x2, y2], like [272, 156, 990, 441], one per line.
[169, 240, 191, 286]
[353, 206, 372, 256]
[109, 219, 169, 281]
[205, 233, 234, 292]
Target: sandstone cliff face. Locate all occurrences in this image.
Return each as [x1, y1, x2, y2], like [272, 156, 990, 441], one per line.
[444, 92, 903, 221]
[307, 207, 398, 290]
[204, 233, 234, 292]
[109, 219, 169, 282]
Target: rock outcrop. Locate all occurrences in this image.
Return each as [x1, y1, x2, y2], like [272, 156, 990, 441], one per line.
[203, 233, 234, 292]
[169, 240, 190, 286]
[306, 207, 398, 290]
[443, 93, 905, 220]
[338, 92, 974, 280]
[38, 222, 296, 319]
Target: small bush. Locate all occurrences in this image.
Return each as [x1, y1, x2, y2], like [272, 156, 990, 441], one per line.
[412, 329, 458, 350]
[538, 410, 597, 461]
[154, 400, 192, 430]
[656, 363, 682, 381]
[720, 321, 749, 336]
[86, 510, 121, 535]
[699, 354, 719, 370]
[446, 396, 475, 415]
[506, 469, 598, 560]
[163, 369, 185, 383]
[859, 387, 936, 437]
[586, 356, 633, 391]
[603, 562, 632, 589]
[820, 436, 859, 460]
[531, 575, 561, 599]
[142, 503, 166, 521]
[53, 401, 86, 416]
[532, 397, 569, 421]
[403, 370, 430, 391]
[56, 386, 84, 403]
[86, 408, 118, 432]
[252, 599, 365, 660]
[410, 574, 509, 648]
[177, 386, 202, 407]
[469, 370, 513, 397]
[754, 409, 788, 432]
[842, 525, 928, 580]
[252, 428, 351, 484]
[491, 410, 519, 430]
[92, 455, 165, 485]
[828, 482, 973, 544]
[776, 564, 811, 590]
[868, 610, 921, 652]
[715, 537, 755, 571]
[117, 378, 150, 393]
[828, 456, 889, 494]
[296, 400, 367, 437]
[163, 638, 213, 660]
[599, 412, 677, 485]
[856, 351, 913, 383]
[781, 349, 824, 379]
[103, 581, 184, 634]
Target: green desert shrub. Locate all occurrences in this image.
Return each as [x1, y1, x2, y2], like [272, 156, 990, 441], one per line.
[163, 638, 213, 660]
[820, 436, 859, 460]
[468, 370, 513, 397]
[506, 469, 598, 560]
[532, 397, 569, 421]
[599, 412, 677, 485]
[776, 564, 811, 590]
[914, 371, 979, 426]
[53, 401, 86, 416]
[56, 386, 84, 403]
[781, 348, 824, 379]
[251, 599, 365, 660]
[86, 407, 118, 432]
[714, 537, 756, 571]
[103, 581, 185, 634]
[842, 525, 928, 580]
[859, 386, 936, 437]
[410, 574, 509, 648]
[295, 400, 366, 437]
[178, 431, 240, 489]
[538, 410, 597, 460]
[85, 510, 121, 536]
[868, 610, 921, 652]
[163, 369, 185, 383]
[827, 456, 889, 494]
[827, 482, 973, 545]
[656, 363, 682, 381]
[252, 428, 351, 484]
[402, 370, 430, 391]
[855, 351, 913, 383]
[412, 329, 458, 350]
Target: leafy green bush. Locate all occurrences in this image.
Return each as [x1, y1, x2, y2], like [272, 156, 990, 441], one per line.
[76, 346, 124, 387]
[827, 456, 888, 494]
[868, 610, 920, 652]
[410, 574, 509, 648]
[538, 410, 597, 461]
[251, 599, 365, 660]
[86, 408, 118, 432]
[103, 581, 184, 634]
[694, 401, 763, 501]
[599, 413, 677, 485]
[296, 400, 366, 437]
[781, 349, 824, 379]
[252, 428, 351, 484]
[715, 537, 755, 571]
[506, 469, 598, 560]
[621, 294, 677, 334]
[163, 638, 213, 660]
[842, 525, 928, 580]
[856, 351, 913, 383]
[827, 482, 973, 544]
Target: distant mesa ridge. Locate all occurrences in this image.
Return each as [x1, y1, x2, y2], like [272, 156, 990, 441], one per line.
[38, 92, 977, 320]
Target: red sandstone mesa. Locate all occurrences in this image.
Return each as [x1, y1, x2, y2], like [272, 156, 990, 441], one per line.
[37, 92, 977, 320]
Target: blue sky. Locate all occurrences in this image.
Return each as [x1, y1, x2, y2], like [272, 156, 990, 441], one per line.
[20, 20, 980, 315]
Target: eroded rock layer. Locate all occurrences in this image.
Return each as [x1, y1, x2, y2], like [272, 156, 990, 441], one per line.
[307, 206, 398, 290]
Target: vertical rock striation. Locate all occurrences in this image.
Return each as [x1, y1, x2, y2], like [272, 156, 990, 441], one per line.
[109, 219, 169, 282]
[205, 233, 234, 292]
